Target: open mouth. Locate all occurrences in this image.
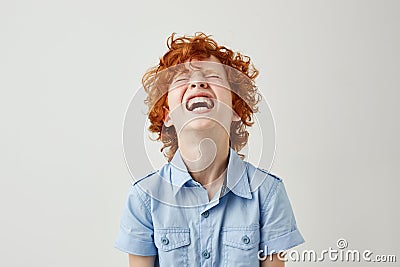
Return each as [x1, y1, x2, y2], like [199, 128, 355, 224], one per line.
[186, 96, 215, 112]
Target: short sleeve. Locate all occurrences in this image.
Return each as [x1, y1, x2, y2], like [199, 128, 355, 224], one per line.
[114, 184, 157, 256]
[259, 179, 305, 255]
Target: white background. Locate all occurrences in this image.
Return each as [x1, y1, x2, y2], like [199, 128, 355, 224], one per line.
[1, 0, 399, 266]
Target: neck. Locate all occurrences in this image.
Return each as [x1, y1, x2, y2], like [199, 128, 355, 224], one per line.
[178, 129, 230, 187]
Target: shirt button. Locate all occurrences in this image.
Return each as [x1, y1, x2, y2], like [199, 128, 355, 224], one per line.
[242, 235, 250, 244]
[202, 210, 209, 218]
[161, 237, 169, 245]
[202, 249, 211, 259]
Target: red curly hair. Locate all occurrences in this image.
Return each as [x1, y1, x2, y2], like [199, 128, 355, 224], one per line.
[142, 32, 260, 162]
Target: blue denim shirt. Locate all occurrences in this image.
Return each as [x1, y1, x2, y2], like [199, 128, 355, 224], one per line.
[115, 148, 304, 266]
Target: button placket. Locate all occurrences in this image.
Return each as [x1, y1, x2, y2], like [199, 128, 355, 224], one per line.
[202, 249, 211, 259]
[199, 206, 212, 266]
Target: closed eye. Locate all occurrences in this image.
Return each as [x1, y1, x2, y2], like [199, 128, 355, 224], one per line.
[206, 75, 221, 79]
[172, 77, 189, 84]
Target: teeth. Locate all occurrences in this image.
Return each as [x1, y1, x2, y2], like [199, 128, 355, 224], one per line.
[186, 97, 214, 111]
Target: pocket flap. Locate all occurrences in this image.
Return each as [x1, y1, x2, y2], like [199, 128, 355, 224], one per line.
[222, 224, 260, 250]
[154, 227, 190, 252]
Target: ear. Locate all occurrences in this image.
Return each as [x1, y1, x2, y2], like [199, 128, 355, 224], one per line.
[163, 106, 173, 127]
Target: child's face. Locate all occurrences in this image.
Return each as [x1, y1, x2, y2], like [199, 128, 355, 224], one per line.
[164, 55, 239, 135]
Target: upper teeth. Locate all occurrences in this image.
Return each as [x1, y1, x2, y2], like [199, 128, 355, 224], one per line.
[186, 97, 214, 111]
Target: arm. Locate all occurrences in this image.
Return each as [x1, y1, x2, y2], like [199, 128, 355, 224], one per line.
[129, 254, 156, 267]
[259, 179, 304, 267]
[115, 185, 158, 261]
[260, 253, 285, 267]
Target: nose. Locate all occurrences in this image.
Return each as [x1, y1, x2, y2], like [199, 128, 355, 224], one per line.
[189, 81, 208, 89]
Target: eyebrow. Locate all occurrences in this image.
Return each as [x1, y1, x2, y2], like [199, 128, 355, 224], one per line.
[172, 70, 189, 79]
[202, 69, 223, 75]
[188, 60, 225, 71]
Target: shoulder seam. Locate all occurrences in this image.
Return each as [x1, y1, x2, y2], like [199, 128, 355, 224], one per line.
[132, 170, 159, 186]
[261, 176, 282, 212]
[258, 169, 283, 181]
[131, 184, 152, 217]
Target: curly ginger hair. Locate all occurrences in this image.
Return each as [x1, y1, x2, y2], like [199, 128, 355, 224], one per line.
[142, 32, 261, 162]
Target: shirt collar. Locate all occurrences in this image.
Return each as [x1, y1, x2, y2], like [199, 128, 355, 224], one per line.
[168, 148, 252, 199]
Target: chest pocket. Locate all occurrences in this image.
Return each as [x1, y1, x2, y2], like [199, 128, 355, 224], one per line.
[154, 227, 190, 266]
[222, 224, 260, 267]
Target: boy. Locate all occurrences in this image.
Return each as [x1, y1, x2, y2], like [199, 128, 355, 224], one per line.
[115, 33, 304, 267]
